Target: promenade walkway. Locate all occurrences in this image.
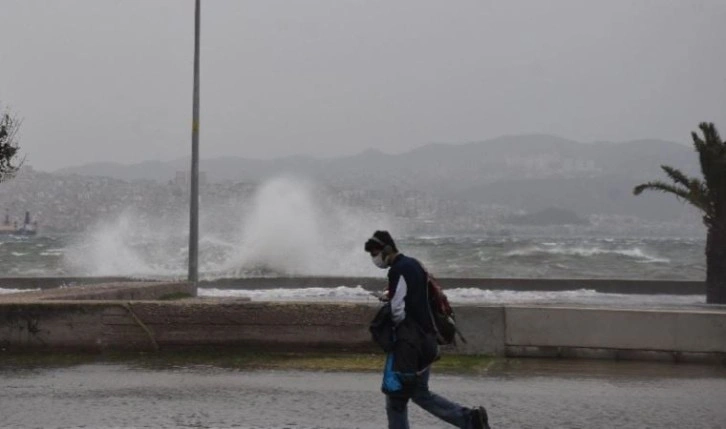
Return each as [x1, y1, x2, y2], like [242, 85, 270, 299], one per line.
[2, 359, 725, 428]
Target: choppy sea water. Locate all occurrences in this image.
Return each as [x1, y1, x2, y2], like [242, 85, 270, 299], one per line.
[0, 234, 705, 280]
[0, 233, 707, 305]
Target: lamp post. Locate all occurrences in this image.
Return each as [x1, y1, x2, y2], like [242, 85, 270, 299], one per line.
[188, 0, 201, 284]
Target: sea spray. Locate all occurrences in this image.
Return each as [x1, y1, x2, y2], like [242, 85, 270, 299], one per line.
[63, 177, 395, 278]
[221, 176, 394, 277]
[63, 210, 186, 277]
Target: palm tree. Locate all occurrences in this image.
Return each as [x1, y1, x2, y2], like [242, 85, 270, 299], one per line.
[634, 122, 726, 304]
[0, 110, 22, 183]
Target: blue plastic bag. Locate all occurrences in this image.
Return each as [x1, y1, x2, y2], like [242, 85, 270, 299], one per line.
[381, 352, 402, 394]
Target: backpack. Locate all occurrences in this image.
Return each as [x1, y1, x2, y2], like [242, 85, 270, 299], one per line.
[417, 261, 467, 346]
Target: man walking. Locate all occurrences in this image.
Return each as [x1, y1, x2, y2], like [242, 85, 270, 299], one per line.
[365, 230, 491, 429]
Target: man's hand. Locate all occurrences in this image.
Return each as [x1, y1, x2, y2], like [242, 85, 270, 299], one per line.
[370, 289, 390, 302]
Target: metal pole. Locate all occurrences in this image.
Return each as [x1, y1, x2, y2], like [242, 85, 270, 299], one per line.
[188, 0, 200, 284]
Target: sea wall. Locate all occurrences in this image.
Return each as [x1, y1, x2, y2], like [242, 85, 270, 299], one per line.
[502, 305, 726, 362]
[0, 281, 196, 302]
[1, 297, 725, 363]
[0, 301, 368, 352]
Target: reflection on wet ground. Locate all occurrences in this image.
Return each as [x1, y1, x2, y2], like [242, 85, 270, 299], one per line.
[1, 359, 725, 428]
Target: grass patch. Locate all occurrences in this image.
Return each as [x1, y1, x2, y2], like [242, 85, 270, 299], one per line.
[0, 349, 496, 374]
[0, 351, 100, 368]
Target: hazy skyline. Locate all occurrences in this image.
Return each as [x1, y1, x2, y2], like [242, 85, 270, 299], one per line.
[1, 0, 725, 171]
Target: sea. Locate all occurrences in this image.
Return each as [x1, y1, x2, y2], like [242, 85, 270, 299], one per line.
[0, 232, 707, 306]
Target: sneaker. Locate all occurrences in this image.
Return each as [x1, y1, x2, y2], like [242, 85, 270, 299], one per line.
[471, 406, 491, 429]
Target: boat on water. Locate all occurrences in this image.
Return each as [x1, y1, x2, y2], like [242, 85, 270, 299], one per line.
[0, 210, 37, 236]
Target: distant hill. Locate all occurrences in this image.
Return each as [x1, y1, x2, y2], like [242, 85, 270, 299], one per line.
[56, 134, 696, 184]
[53, 134, 700, 221]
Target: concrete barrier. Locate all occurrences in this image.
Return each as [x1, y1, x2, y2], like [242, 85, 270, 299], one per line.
[448, 306, 506, 355]
[0, 281, 196, 302]
[2, 297, 725, 363]
[1, 281, 724, 362]
[502, 305, 726, 363]
[503, 306, 726, 352]
[0, 301, 376, 352]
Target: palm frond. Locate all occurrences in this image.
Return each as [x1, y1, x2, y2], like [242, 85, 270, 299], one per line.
[692, 123, 726, 195]
[660, 165, 693, 189]
[633, 181, 687, 197]
[633, 180, 709, 213]
[699, 122, 723, 150]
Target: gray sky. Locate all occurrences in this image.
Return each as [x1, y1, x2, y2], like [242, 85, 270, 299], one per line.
[1, 0, 724, 171]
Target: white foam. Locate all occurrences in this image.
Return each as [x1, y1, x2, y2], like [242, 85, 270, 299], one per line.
[0, 287, 36, 295]
[504, 245, 670, 263]
[198, 287, 704, 305]
[200, 285, 380, 302]
[40, 248, 65, 256]
[443, 288, 699, 304]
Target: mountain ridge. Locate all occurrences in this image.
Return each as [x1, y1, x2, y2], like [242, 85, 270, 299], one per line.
[5, 134, 703, 227]
[53, 134, 695, 184]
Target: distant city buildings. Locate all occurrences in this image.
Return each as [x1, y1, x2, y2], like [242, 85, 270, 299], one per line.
[0, 165, 702, 236]
[172, 171, 208, 187]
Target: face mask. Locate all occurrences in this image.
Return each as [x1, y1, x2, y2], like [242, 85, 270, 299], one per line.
[372, 253, 387, 269]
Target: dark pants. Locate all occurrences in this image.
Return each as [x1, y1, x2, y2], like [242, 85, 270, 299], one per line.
[385, 368, 474, 429]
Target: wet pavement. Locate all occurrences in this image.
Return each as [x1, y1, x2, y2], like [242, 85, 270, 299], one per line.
[1, 359, 726, 429]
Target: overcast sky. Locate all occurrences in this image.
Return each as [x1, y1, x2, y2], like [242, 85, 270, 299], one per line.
[1, 0, 724, 171]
